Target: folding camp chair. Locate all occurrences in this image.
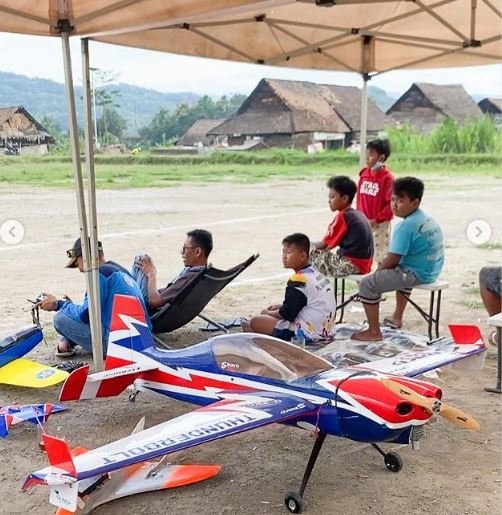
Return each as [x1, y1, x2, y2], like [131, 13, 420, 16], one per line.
[150, 254, 259, 346]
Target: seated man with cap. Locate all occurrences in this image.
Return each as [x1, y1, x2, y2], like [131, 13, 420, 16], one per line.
[38, 237, 149, 357]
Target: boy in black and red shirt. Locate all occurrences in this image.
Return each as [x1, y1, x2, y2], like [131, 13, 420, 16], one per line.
[311, 175, 374, 277]
[356, 139, 394, 266]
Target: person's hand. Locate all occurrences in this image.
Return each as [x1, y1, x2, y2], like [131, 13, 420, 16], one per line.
[369, 220, 377, 228]
[39, 293, 58, 311]
[265, 304, 281, 312]
[138, 255, 156, 276]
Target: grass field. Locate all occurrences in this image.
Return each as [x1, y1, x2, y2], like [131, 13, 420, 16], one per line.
[0, 150, 500, 188]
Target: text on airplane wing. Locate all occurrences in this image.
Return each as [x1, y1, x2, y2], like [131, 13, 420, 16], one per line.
[28, 391, 316, 483]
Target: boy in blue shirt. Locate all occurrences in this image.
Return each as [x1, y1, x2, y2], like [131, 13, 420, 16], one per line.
[352, 177, 444, 341]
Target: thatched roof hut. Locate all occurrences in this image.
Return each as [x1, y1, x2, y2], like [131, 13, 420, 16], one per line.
[176, 118, 226, 147]
[386, 83, 482, 133]
[0, 106, 53, 144]
[209, 78, 389, 150]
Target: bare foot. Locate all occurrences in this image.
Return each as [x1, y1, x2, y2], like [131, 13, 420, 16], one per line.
[351, 329, 383, 341]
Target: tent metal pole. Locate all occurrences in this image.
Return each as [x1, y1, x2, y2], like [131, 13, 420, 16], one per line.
[359, 35, 372, 167]
[359, 74, 369, 167]
[60, 31, 103, 372]
[81, 38, 104, 371]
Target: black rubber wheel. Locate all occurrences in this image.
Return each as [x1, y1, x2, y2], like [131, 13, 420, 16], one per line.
[384, 451, 403, 473]
[284, 492, 304, 514]
[128, 393, 136, 403]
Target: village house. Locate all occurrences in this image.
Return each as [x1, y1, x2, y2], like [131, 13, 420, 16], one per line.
[176, 118, 227, 147]
[386, 83, 482, 133]
[0, 105, 54, 155]
[478, 98, 502, 128]
[208, 78, 389, 151]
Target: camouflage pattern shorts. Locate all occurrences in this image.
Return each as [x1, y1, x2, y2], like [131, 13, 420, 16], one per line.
[310, 249, 359, 277]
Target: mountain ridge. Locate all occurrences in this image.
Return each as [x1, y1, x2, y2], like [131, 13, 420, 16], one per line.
[0, 70, 492, 136]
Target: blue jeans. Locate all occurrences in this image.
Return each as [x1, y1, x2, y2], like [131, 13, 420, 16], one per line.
[53, 310, 108, 355]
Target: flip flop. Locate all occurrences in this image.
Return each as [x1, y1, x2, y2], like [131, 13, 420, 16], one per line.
[55, 341, 76, 357]
[383, 318, 402, 330]
[200, 318, 245, 332]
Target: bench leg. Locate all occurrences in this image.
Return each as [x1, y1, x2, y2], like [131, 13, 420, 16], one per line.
[434, 290, 442, 339]
[335, 277, 347, 324]
[485, 327, 502, 394]
[427, 290, 435, 341]
[398, 292, 433, 340]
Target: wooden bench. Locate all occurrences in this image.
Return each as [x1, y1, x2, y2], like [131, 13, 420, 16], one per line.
[485, 312, 502, 394]
[334, 274, 449, 340]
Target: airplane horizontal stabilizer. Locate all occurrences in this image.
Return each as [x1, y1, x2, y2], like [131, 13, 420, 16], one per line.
[59, 363, 158, 402]
[54, 459, 221, 514]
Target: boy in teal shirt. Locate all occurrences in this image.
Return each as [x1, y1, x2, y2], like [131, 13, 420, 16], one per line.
[353, 176, 444, 341]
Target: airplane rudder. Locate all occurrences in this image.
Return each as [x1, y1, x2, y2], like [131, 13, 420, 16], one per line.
[43, 434, 77, 477]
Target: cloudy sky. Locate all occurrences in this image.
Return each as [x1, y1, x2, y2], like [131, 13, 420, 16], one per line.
[1, 32, 501, 97]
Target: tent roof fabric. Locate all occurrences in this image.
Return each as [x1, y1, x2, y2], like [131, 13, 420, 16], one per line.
[0, 1, 499, 73]
[210, 78, 388, 135]
[94, 0, 501, 73]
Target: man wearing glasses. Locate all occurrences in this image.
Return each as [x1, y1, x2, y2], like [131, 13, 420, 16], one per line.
[132, 229, 213, 313]
[38, 237, 149, 357]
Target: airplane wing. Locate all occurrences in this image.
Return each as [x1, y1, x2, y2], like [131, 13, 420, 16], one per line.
[24, 391, 316, 503]
[0, 358, 68, 387]
[0, 404, 67, 439]
[353, 325, 486, 377]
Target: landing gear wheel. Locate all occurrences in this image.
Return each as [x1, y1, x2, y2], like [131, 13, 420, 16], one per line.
[285, 492, 304, 514]
[128, 392, 137, 403]
[384, 451, 403, 473]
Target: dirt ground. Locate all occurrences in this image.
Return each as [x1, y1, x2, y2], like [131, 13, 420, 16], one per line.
[0, 176, 501, 515]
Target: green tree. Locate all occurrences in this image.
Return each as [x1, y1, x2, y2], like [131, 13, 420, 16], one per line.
[39, 115, 61, 138]
[138, 93, 246, 145]
[97, 107, 127, 143]
[92, 70, 121, 145]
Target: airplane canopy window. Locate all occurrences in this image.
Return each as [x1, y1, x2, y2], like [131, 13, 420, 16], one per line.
[212, 334, 332, 381]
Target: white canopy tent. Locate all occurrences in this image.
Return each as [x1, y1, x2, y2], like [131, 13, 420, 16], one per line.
[0, 0, 500, 370]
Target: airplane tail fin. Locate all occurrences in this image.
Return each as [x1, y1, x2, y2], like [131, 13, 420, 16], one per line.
[59, 295, 159, 402]
[448, 325, 484, 345]
[43, 434, 77, 477]
[0, 414, 12, 438]
[104, 294, 155, 370]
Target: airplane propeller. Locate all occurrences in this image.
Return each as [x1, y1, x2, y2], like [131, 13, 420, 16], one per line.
[381, 379, 480, 431]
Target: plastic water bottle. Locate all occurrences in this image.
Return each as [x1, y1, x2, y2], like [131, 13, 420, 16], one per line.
[293, 328, 306, 348]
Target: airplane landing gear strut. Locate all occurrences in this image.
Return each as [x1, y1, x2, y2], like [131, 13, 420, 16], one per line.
[371, 443, 403, 473]
[284, 431, 327, 514]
